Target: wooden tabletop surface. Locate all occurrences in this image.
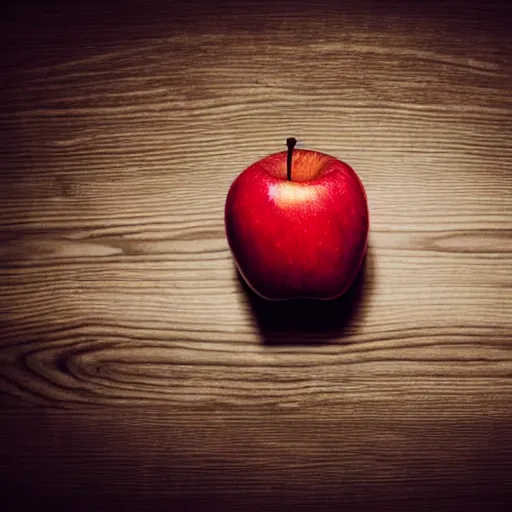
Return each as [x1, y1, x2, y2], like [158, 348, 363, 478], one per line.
[1, 1, 511, 510]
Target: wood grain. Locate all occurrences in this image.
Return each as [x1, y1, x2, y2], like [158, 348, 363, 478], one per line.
[1, 0, 511, 510]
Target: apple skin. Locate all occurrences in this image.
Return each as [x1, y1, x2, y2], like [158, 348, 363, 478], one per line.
[225, 148, 369, 300]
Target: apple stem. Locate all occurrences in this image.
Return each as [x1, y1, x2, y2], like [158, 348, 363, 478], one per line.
[286, 137, 296, 181]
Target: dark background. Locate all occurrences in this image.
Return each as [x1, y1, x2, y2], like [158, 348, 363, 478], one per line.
[1, 1, 511, 510]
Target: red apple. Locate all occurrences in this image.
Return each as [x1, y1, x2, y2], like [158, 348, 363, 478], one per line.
[225, 138, 369, 300]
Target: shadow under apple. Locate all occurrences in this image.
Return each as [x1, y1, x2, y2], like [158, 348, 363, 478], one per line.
[236, 246, 374, 346]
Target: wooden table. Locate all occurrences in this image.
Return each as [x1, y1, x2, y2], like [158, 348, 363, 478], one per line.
[1, 1, 511, 510]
